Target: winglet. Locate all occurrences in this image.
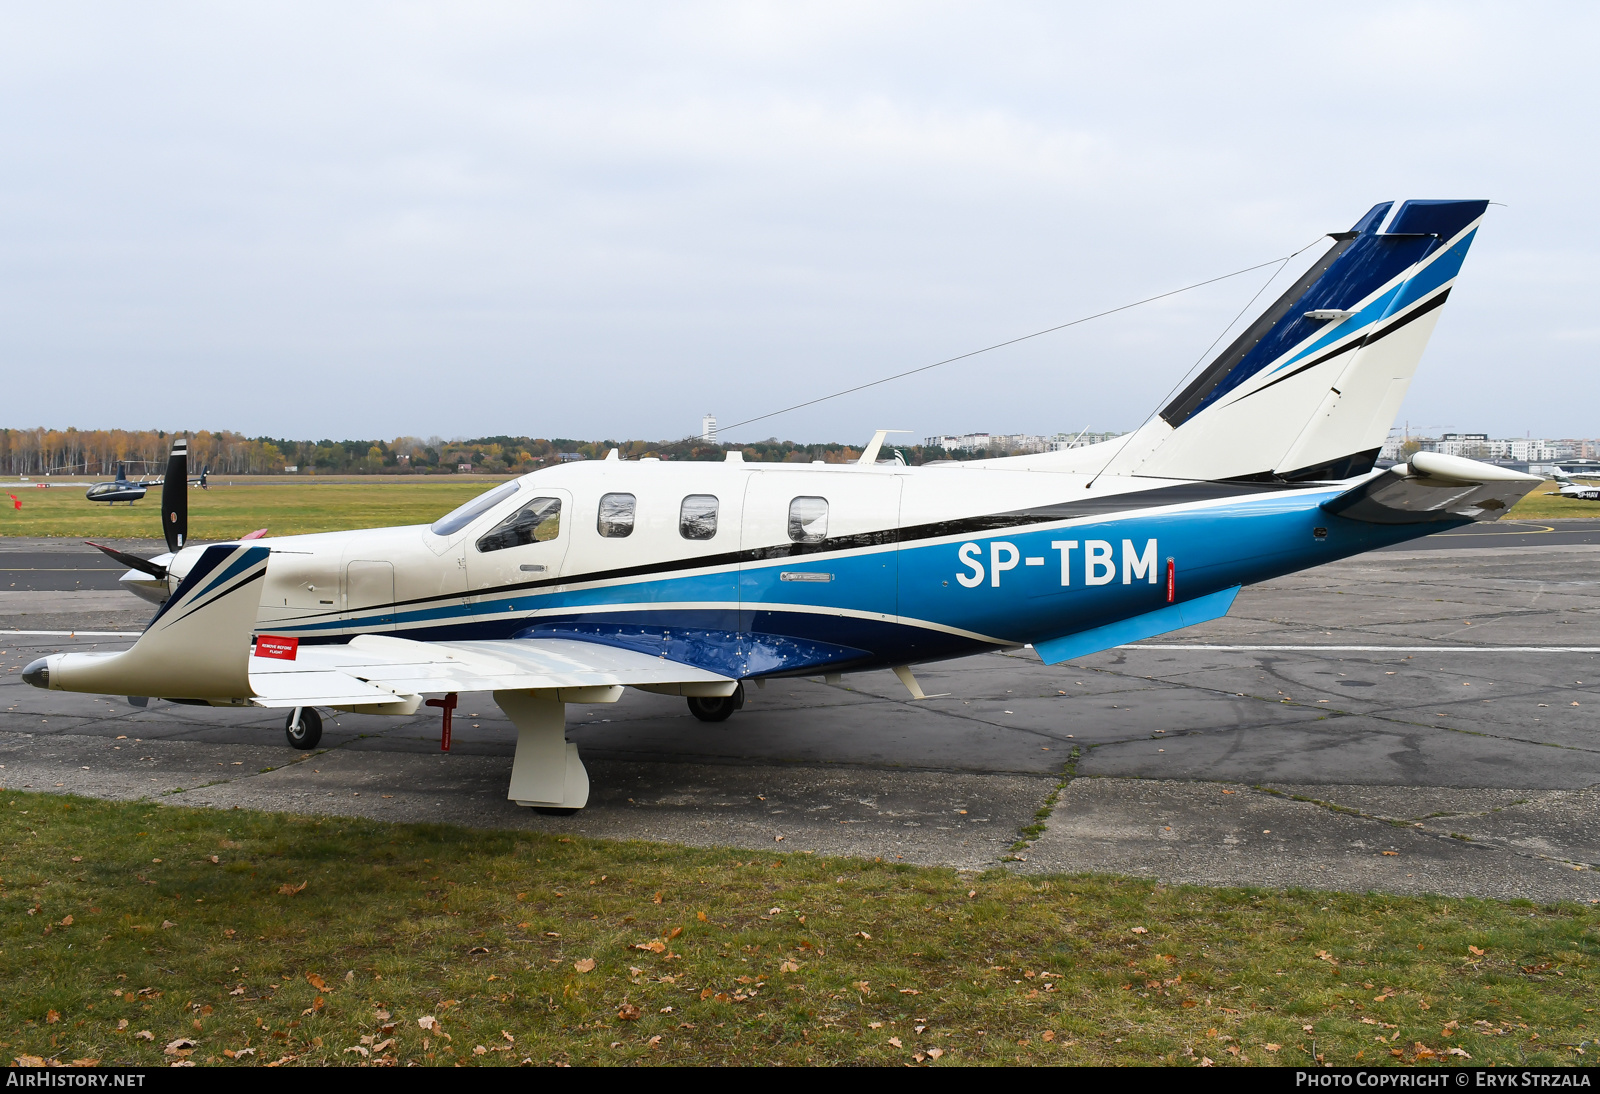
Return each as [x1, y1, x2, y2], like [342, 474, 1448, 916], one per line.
[858, 430, 913, 465]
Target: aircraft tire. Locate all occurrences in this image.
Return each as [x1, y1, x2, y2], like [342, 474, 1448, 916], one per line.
[285, 707, 323, 750]
[686, 682, 745, 723]
[533, 807, 580, 816]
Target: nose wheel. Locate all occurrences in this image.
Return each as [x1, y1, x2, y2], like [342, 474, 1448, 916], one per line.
[687, 682, 745, 723]
[285, 706, 323, 750]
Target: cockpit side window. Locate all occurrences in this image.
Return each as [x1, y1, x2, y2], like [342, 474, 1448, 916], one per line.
[679, 494, 718, 540]
[597, 493, 636, 538]
[476, 497, 562, 553]
[430, 480, 520, 536]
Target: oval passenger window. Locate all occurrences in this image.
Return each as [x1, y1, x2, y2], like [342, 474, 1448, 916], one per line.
[679, 494, 718, 540]
[597, 492, 636, 538]
[787, 496, 828, 544]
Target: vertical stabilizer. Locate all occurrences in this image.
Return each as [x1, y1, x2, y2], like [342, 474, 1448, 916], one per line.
[1132, 199, 1488, 482]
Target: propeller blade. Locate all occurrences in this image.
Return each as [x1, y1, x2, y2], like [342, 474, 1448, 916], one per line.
[84, 540, 168, 580]
[161, 437, 187, 553]
[239, 527, 269, 540]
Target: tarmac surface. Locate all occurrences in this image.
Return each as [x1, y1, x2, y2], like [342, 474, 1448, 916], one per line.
[3, 524, 1600, 902]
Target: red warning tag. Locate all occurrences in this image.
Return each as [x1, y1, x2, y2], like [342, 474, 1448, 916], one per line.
[255, 635, 299, 660]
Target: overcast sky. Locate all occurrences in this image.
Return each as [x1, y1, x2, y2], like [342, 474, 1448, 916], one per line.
[1, 2, 1594, 444]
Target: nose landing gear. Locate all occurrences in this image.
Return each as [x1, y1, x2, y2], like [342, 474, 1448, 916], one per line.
[687, 682, 745, 723]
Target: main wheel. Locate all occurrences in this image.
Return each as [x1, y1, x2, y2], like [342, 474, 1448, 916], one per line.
[285, 706, 323, 750]
[687, 682, 746, 723]
[534, 806, 580, 816]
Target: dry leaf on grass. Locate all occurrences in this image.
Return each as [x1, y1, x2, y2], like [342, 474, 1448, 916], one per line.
[926, 1048, 943, 1060]
[888, 1037, 902, 1048]
[277, 881, 307, 896]
[574, 959, 596, 973]
[779, 961, 800, 973]
[163, 1038, 196, 1057]
[417, 1016, 440, 1032]
[633, 940, 666, 953]
[618, 1005, 642, 1021]
[1468, 945, 1486, 956]
[1130, 926, 1148, 934]
[306, 973, 328, 992]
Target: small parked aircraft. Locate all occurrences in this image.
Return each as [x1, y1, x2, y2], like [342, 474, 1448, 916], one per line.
[1547, 468, 1600, 502]
[24, 199, 1540, 814]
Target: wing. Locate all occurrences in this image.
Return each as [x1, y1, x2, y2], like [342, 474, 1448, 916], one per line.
[248, 633, 737, 709]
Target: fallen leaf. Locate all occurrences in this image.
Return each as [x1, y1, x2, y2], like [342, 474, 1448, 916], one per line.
[306, 973, 328, 992]
[1447, 1047, 1472, 1059]
[854, 931, 871, 940]
[418, 1016, 439, 1032]
[618, 1004, 641, 1021]
[116, 1020, 129, 1031]
[779, 961, 800, 973]
[1468, 945, 1486, 956]
[1130, 926, 1148, 934]
[852, 981, 871, 994]
[653, 892, 663, 904]
[163, 1038, 197, 1056]
[926, 1048, 944, 1060]
[697, 910, 707, 922]
[1042, 1030, 1055, 1042]
[668, 926, 683, 939]
[161, 920, 175, 930]
[371, 1039, 394, 1053]
[60, 916, 72, 927]
[888, 1037, 902, 1048]
[1264, 1043, 1280, 1052]
[573, 958, 596, 973]
[344, 1046, 370, 1058]
[633, 940, 666, 953]
[277, 881, 307, 896]
[46, 1010, 60, 1024]
[135, 1031, 154, 1041]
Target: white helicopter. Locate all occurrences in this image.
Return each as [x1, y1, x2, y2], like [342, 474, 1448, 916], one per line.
[24, 199, 1541, 814]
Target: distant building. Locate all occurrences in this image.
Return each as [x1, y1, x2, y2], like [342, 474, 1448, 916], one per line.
[558, 452, 584, 462]
[701, 414, 717, 443]
[924, 430, 1125, 455]
[457, 462, 474, 472]
[283, 465, 298, 473]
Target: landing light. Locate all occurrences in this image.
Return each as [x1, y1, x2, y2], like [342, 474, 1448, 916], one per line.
[1304, 309, 1355, 321]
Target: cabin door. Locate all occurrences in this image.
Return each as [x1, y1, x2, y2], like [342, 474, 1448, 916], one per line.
[738, 470, 902, 650]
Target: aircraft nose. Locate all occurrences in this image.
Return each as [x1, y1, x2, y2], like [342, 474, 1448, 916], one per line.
[21, 658, 49, 689]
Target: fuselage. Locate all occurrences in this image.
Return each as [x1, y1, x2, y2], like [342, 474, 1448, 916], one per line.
[147, 452, 1453, 680]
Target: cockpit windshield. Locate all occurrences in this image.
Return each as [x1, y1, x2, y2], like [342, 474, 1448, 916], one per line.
[429, 480, 521, 536]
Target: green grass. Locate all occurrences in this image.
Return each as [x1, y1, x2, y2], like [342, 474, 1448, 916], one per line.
[1507, 483, 1600, 520]
[0, 480, 509, 540]
[2, 476, 1590, 541]
[3, 793, 1597, 1066]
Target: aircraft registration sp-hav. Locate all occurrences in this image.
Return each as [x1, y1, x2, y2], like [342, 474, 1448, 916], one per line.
[24, 199, 1541, 814]
[1548, 468, 1600, 502]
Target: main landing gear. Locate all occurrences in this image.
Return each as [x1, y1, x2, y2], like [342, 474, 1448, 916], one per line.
[285, 706, 323, 750]
[687, 682, 745, 723]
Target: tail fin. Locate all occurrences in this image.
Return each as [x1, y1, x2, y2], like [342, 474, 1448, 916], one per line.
[1127, 199, 1488, 482]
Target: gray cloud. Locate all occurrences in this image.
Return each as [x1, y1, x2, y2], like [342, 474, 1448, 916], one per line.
[0, 2, 1592, 442]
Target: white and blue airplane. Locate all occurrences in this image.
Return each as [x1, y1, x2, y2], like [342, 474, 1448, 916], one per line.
[1548, 468, 1600, 501]
[23, 199, 1540, 814]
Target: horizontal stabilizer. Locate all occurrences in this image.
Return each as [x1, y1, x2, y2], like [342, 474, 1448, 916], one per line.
[1321, 452, 1540, 525]
[1033, 586, 1240, 665]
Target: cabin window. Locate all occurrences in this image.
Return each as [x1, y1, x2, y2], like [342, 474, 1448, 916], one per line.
[679, 494, 719, 540]
[476, 497, 562, 553]
[597, 492, 636, 538]
[787, 496, 828, 543]
[430, 480, 520, 536]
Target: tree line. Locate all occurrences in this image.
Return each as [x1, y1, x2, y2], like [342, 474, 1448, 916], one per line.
[0, 427, 985, 476]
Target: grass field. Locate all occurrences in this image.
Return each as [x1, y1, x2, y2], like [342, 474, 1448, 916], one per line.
[2, 791, 1595, 1067]
[0, 479, 509, 540]
[0, 477, 1591, 540]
